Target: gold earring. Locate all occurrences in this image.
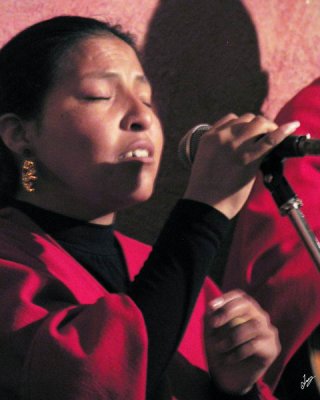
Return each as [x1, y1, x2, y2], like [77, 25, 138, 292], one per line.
[21, 156, 38, 193]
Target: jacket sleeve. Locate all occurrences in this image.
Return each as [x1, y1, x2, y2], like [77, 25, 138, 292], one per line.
[222, 78, 320, 389]
[0, 245, 148, 400]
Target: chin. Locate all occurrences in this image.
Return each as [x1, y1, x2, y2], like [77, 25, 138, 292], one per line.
[110, 170, 158, 210]
[131, 188, 154, 204]
[126, 181, 155, 206]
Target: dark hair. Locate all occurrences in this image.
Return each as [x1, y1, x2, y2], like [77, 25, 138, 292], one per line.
[0, 15, 137, 203]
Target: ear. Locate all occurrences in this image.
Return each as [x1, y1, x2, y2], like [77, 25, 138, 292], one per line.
[0, 113, 33, 156]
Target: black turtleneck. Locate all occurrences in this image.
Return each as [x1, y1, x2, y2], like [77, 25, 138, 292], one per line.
[11, 198, 235, 398]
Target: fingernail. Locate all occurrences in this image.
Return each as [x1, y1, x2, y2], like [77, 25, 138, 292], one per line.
[282, 121, 300, 135]
[208, 297, 225, 311]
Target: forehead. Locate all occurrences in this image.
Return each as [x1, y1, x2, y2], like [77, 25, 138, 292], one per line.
[57, 35, 145, 80]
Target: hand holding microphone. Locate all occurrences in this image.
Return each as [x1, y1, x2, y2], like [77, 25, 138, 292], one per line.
[179, 122, 320, 167]
[181, 113, 300, 219]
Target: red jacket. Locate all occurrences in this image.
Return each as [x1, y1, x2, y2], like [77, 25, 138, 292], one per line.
[223, 78, 320, 388]
[0, 206, 274, 399]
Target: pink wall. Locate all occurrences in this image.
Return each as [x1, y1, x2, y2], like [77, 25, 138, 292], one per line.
[1, 0, 320, 243]
[243, 0, 320, 118]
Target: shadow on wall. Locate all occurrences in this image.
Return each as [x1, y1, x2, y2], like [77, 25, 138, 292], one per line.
[117, 0, 268, 259]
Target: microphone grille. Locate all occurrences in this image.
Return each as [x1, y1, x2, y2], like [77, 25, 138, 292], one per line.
[178, 124, 211, 168]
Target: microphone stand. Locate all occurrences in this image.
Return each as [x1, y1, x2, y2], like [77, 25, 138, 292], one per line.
[261, 156, 320, 272]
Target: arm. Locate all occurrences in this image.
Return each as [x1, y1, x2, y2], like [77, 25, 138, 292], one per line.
[129, 113, 297, 396]
[129, 199, 230, 396]
[0, 250, 148, 400]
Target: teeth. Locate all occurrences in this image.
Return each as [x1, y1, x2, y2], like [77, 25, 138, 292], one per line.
[120, 149, 150, 159]
[133, 149, 149, 157]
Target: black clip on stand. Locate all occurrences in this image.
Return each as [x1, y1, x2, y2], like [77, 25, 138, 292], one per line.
[261, 144, 320, 272]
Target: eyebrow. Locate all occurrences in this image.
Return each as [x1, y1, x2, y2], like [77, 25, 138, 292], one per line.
[81, 71, 150, 86]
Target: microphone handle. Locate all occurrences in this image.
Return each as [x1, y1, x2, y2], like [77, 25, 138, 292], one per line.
[269, 135, 309, 159]
[301, 137, 320, 156]
[179, 124, 320, 168]
[178, 124, 210, 167]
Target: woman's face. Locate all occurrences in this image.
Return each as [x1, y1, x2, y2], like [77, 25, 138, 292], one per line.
[23, 35, 164, 223]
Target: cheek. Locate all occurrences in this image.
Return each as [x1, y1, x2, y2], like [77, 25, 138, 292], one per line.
[38, 110, 117, 165]
[61, 110, 120, 162]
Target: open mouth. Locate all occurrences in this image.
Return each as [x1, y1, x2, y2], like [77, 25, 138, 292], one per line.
[119, 148, 151, 160]
[118, 140, 155, 163]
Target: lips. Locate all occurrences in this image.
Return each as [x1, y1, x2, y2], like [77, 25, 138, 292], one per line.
[118, 140, 155, 162]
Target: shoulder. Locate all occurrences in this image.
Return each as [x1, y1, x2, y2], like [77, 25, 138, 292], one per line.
[0, 207, 110, 301]
[276, 77, 320, 139]
[0, 206, 54, 264]
[0, 205, 61, 247]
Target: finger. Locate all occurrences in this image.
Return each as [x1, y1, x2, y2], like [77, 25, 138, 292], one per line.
[234, 115, 279, 139]
[207, 289, 247, 313]
[208, 306, 252, 329]
[207, 293, 258, 329]
[213, 115, 277, 143]
[224, 327, 280, 366]
[208, 113, 257, 135]
[213, 318, 265, 353]
[229, 316, 251, 328]
[223, 338, 263, 364]
[209, 113, 239, 131]
[251, 120, 301, 158]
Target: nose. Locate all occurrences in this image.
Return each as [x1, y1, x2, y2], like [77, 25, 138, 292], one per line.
[120, 96, 153, 132]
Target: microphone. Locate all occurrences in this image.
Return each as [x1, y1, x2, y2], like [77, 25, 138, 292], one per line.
[178, 123, 320, 168]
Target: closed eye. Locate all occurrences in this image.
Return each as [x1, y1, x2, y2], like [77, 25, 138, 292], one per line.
[143, 101, 152, 108]
[84, 96, 111, 101]
[140, 97, 153, 108]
